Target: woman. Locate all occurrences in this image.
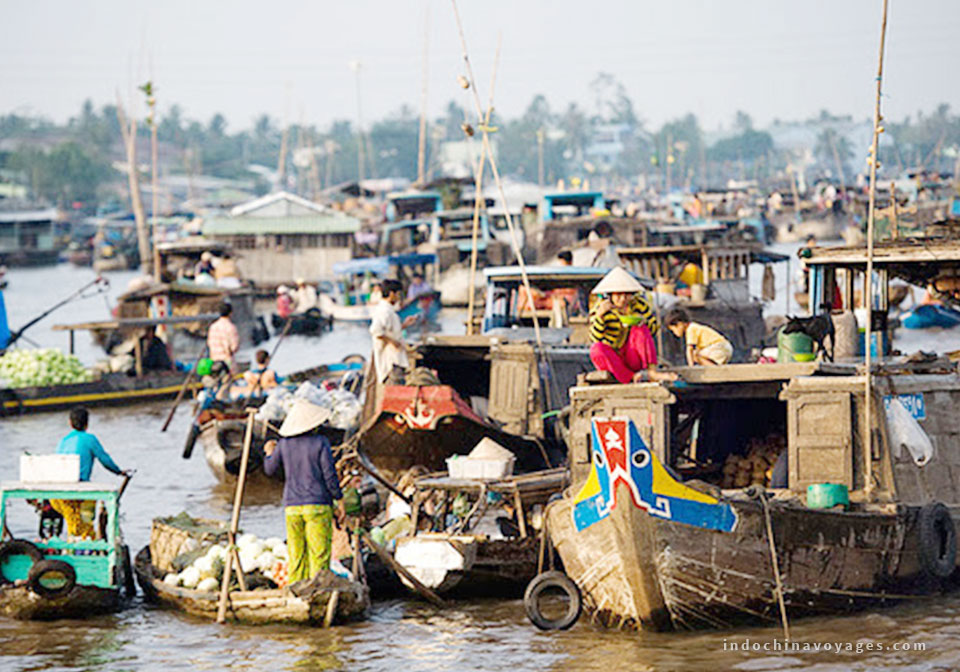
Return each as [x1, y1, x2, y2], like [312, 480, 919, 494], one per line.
[588, 267, 677, 384]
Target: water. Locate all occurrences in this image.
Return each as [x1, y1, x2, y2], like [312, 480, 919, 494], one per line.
[1, 263, 958, 671]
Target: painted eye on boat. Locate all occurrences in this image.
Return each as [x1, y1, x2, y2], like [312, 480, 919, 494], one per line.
[594, 450, 605, 467]
[632, 450, 650, 469]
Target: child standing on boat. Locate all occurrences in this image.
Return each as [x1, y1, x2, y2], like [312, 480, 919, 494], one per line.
[588, 267, 677, 384]
[665, 308, 734, 366]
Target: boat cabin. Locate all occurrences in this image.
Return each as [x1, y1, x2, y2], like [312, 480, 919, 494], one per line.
[0, 208, 59, 267]
[385, 191, 443, 223]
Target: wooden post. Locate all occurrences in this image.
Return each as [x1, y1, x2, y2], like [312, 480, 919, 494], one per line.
[134, 337, 143, 378]
[416, 5, 429, 186]
[149, 90, 161, 282]
[863, 0, 890, 501]
[216, 409, 256, 623]
[890, 181, 899, 239]
[116, 99, 151, 276]
[512, 487, 527, 538]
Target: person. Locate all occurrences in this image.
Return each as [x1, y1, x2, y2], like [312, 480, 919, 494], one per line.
[294, 278, 318, 314]
[276, 286, 294, 318]
[195, 251, 215, 277]
[406, 273, 432, 301]
[52, 407, 126, 538]
[588, 220, 620, 267]
[370, 279, 417, 383]
[207, 302, 240, 371]
[238, 349, 281, 396]
[557, 250, 573, 266]
[588, 267, 676, 384]
[263, 400, 345, 583]
[368, 282, 383, 306]
[665, 307, 733, 366]
[138, 325, 173, 372]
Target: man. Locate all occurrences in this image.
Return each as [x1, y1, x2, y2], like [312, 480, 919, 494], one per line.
[138, 325, 173, 372]
[406, 273, 432, 301]
[294, 278, 318, 314]
[207, 302, 240, 370]
[263, 400, 345, 583]
[276, 286, 294, 318]
[53, 407, 126, 537]
[370, 279, 417, 383]
[557, 250, 573, 266]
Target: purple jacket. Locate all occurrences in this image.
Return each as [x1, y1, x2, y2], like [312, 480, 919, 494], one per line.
[263, 433, 343, 507]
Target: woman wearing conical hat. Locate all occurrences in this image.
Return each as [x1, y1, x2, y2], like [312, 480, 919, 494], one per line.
[589, 267, 677, 384]
[264, 399, 345, 583]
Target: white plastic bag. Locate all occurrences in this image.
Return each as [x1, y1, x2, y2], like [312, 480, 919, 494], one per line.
[885, 398, 934, 466]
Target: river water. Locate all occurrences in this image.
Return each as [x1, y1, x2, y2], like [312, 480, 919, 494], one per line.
[2, 260, 960, 672]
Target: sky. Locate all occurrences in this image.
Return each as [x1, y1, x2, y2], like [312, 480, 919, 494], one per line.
[1, 0, 957, 133]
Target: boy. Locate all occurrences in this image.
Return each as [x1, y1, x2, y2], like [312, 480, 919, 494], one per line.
[665, 307, 733, 366]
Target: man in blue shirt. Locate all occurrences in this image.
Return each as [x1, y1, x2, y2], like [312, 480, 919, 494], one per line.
[51, 407, 126, 538]
[56, 407, 124, 481]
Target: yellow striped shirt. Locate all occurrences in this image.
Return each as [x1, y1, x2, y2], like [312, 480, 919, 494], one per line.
[589, 294, 659, 349]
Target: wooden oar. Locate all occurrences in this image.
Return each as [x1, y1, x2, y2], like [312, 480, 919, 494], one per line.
[358, 528, 445, 607]
[161, 345, 208, 432]
[216, 409, 255, 624]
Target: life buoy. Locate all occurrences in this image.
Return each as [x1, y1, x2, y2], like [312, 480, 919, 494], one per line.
[27, 559, 77, 598]
[0, 540, 43, 584]
[524, 571, 582, 631]
[918, 502, 957, 580]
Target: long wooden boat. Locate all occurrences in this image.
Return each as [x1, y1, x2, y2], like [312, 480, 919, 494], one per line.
[543, 356, 960, 632]
[394, 468, 567, 596]
[134, 547, 368, 625]
[0, 369, 199, 416]
[0, 480, 134, 620]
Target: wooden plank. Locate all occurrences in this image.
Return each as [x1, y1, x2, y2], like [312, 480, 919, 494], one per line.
[673, 362, 819, 384]
[52, 313, 219, 331]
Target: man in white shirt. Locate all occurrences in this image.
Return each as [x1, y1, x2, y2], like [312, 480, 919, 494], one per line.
[294, 278, 318, 313]
[370, 279, 417, 383]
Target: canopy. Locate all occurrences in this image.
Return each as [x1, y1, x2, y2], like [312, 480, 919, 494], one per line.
[332, 253, 438, 277]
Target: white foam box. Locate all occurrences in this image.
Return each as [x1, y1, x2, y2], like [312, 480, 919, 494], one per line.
[20, 454, 81, 482]
[446, 456, 515, 481]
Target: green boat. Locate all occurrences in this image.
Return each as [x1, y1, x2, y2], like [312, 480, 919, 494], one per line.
[0, 480, 134, 620]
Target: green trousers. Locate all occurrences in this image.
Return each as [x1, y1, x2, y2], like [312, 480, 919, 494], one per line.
[285, 504, 333, 583]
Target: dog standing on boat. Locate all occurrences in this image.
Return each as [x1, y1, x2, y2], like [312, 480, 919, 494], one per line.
[782, 307, 835, 362]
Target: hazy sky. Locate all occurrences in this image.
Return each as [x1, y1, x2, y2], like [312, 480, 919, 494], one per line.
[1, 0, 957, 132]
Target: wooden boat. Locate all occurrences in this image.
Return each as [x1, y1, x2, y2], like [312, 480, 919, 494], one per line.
[270, 309, 333, 336]
[135, 547, 368, 625]
[543, 357, 960, 631]
[0, 369, 199, 416]
[394, 468, 567, 595]
[0, 480, 134, 620]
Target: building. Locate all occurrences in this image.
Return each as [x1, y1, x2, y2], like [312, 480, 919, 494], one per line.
[0, 207, 60, 266]
[203, 191, 360, 285]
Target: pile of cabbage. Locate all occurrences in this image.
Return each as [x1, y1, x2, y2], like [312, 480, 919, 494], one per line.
[0, 348, 94, 388]
[162, 533, 288, 592]
[255, 381, 362, 430]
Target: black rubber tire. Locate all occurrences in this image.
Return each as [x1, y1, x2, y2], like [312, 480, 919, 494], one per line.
[27, 559, 76, 598]
[0, 540, 43, 585]
[342, 353, 366, 366]
[524, 571, 582, 631]
[918, 502, 957, 580]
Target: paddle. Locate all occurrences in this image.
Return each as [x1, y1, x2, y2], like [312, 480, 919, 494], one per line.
[216, 409, 255, 624]
[161, 345, 208, 432]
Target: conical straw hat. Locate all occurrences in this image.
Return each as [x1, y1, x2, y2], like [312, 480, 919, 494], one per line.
[279, 399, 332, 437]
[591, 267, 643, 295]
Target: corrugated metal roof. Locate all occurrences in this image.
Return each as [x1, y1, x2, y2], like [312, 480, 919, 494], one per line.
[203, 214, 359, 236]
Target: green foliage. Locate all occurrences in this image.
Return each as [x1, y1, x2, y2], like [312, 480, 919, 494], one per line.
[7, 141, 111, 206]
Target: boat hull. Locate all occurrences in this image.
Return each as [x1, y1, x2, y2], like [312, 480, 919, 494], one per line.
[548, 488, 956, 631]
[0, 582, 124, 620]
[134, 547, 368, 625]
[0, 370, 198, 416]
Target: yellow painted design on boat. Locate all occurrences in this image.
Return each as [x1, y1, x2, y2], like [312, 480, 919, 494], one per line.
[650, 453, 717, 504]
[2, 383, 199, 409]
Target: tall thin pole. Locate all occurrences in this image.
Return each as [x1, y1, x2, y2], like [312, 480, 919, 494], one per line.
[863, 0, 890, 501]
[537, 128, 545, 188]
[351, 61, 366, 183]
[116, 98, 150, 276]
[416, 3, 430, 186]
[148, 89, 160, 281]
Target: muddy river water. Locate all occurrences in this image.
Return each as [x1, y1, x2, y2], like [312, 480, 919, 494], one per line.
[2, 260, 960, 671]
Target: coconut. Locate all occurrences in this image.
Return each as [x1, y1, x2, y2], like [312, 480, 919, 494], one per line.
[237, 533, 258, 547]
[264, 537, 283, 551]
[180, 566, 201, 589]
[273, 543, 288, 559]
[163, 573, 181, 586]
[255, 551, 276, 572]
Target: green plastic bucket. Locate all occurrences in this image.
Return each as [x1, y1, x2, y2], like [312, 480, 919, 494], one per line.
[777, 328, 814, 363]
[806, 483, 849, 509]
[196, 358, 214, 377]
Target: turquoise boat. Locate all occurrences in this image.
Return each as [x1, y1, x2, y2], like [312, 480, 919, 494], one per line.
[0, 480, 133, 620]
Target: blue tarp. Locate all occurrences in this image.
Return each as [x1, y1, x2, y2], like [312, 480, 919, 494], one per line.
[332, 253, 438, 277]
[0, 290, 9, 350]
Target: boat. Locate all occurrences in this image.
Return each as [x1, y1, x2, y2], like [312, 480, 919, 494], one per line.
[270, 308, 333, 336]
[0, 479, 134, 620]
[901, 303, 960, 330]
[0, 208, 62, 268]
[394, 468, 567, 595]
[134, 522, 368, 625]
[319, 253, 441, 324]
[536, 239, 960, 632]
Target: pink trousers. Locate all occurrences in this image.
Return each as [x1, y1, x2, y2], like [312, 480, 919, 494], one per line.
[589, 324, 658, 384]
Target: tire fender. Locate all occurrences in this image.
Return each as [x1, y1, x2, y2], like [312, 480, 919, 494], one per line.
[524, 571, 582, 631]
[918, 502, 957, 580]
[27, 559, 77, 599]
[0, 539, 43, 585]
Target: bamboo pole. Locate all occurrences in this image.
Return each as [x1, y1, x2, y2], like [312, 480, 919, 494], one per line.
[890, 181, 899, 239]
[416, 3, 430, 186]
[116, 99, 151, 276]
[465, 35, 501, 335]
[450, 1, 541, 348]
[863, 0, 890, 501]
[148, 90, 160, 282]
[216, 409, 256, 623]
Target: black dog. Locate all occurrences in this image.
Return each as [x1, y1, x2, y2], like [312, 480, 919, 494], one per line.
[783, 306, 835, 362]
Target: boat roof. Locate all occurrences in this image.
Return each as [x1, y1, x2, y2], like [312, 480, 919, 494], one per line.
[157, 238, 230, 255]
[2, 481, 122, 494]
[52, 313, 219, 332]
[618, 244, 789, 265]
[805, 239, 960, 287]
[332, 252, 438, 276]
[483, 265, 610, 281]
